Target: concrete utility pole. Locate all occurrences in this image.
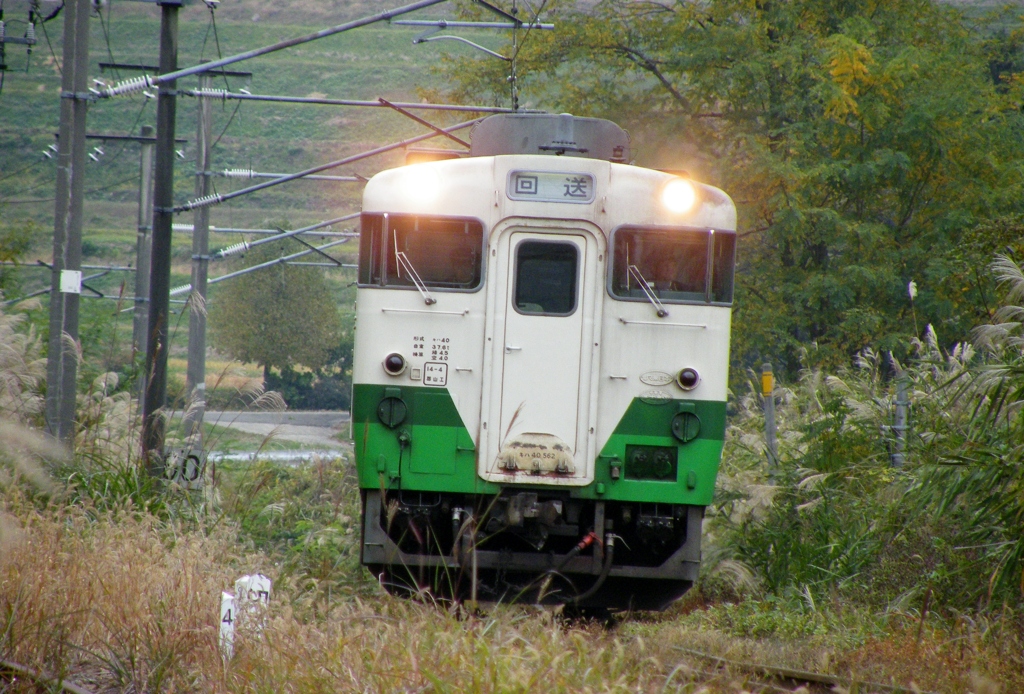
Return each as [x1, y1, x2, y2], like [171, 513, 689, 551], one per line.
[132, 124, 155, 401]
[142, 0, 181, 475]
[184, 72, 213, 446]
[45, 0, 91, 448]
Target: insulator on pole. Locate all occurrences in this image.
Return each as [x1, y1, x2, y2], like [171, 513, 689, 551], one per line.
[0, 21, 6, 42]
[25, 22, 35, 43]
[170, 283, 193, 297]
[183, 193, 223, 210]
[223, 168, 255, 179]
[195, 88, 229, 98]
[104, 75, 155, 98]
[217, 241, 249, 258]
[172, 224, 195, 232]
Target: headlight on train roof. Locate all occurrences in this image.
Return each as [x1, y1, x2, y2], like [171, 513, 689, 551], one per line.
[661, 178, 697, 214]
[400, 165, 441, 204]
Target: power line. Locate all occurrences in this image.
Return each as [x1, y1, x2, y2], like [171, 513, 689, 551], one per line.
[101, 0, 450, 96]
[210, 98, 241, 150]
[93, 98, 151, 169]
[37, 4, 61, 77]
[180, 88, 532, 113]
[176, 116, 482, 212]
[0, 157, 44, 184]
[96, 0, 118, 81]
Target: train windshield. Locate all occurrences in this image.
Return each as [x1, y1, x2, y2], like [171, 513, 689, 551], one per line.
[514, 240, 579, 315]
[610, 227, 736, 304]
[359, 213, 484, 290]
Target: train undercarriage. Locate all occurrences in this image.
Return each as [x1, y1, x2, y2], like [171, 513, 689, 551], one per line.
[360, 489, 704, 611]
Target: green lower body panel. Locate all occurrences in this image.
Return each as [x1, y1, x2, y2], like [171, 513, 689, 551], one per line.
[353, 383, 492, 494]
[352, 383, 725, 504]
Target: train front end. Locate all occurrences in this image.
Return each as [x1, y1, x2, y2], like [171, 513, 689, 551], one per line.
[353, 114, 736, 610]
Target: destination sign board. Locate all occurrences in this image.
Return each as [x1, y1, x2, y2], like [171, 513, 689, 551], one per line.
[507, 170, 596, 204]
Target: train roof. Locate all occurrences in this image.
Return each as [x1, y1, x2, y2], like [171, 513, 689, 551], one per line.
[469, 114, 630, 163]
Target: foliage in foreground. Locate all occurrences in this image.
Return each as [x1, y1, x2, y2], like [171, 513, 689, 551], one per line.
[5, 261, 1024, 690]
[707, 256, 1024, 616]
[1, 491, 1021, 693]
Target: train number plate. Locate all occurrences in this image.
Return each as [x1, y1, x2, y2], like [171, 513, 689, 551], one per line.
[507, 170, 595, 204]
[423, 362, 448, 387]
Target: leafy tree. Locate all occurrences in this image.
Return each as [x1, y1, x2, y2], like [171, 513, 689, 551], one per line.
[436, 0, 1024, 380]
[210, 242, 344, 399]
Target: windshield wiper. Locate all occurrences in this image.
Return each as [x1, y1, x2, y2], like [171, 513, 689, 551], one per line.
[628, 264, 669, 317]
[394, 230, 436, 305]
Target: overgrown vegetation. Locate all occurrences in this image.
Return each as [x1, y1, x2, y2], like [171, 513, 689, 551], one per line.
[5, 253, 1024, 690]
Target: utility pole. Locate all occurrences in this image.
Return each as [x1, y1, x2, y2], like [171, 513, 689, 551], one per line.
[142, 0, 181, 474]
[184, 72, 212, 446]
[45, 0, 91, 448]
[132, 124, 155, 402]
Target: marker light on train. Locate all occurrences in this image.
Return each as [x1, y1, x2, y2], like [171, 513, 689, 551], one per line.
[401, 166, 441, 204]
[382, 353, 407, 376]
[661, 178, 697, 214]
[676, 367, 700, 390]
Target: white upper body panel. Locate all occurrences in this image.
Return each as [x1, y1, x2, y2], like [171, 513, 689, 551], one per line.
[357, 154, 736, 485]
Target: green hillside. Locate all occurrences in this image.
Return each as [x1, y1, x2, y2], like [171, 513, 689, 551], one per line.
[0, 0, 509, 395]
[0, 1, 505, 262]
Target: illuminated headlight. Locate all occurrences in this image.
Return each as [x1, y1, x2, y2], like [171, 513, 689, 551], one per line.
[382, 353, 407, 376]
[661, 178, 697, 214]
[401, 166, 441, 204]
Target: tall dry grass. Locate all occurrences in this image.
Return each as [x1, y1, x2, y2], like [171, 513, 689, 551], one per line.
[3, 496, 1021, 693]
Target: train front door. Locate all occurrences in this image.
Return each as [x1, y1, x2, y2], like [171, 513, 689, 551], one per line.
[492, 230, 597, 481]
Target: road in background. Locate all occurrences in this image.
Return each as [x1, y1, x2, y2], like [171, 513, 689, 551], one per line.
[205, 410, 350, 449]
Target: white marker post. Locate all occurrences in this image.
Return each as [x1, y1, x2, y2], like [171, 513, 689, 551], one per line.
[219, 591, 236, 660]
[219, 575, 271, 661]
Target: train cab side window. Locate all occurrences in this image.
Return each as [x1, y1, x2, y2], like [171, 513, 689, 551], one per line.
[358, 213, 484, 290]
[514, 241, 579, 315]
[711, 232, 736, 303]
[610, 227, 736, 305]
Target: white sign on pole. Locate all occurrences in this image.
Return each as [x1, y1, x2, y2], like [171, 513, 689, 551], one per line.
[59, 270, 82, 294]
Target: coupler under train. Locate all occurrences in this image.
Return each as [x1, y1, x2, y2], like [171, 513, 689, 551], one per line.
[360, 489, 705, 611]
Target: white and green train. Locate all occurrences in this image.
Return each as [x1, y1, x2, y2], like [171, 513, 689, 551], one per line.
[354, 113, 736, 611]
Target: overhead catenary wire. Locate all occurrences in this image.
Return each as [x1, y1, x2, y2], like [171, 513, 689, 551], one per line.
[0, 157, 44, 184]
[37, 2, 61, 77]
[101, 0, 450, 97]
[172, 223, 355, 237]
[215, 213, 359, 256]
[175, 117, 481, 212]
[180, 88, 532, 113]
[169, 238, 355, 297]
[91, 97, 151, 169]
[95, 0, 118, 81]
